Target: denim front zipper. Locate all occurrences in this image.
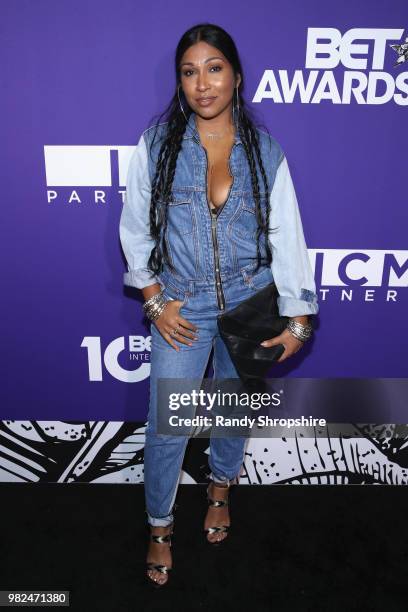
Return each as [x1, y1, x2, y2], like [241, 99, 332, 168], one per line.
[210, 207, 225, 310]
[194, 135, 235, 311]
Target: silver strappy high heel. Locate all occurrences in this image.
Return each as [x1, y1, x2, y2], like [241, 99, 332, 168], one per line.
[204, 481, 231, 546]
[146, 523, 174, 587]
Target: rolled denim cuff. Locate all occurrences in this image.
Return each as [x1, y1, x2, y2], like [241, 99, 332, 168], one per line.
[210, 472, 238, 486]
[145, 510, 174, 527]
[211, 473, 230, 485]
[123, 269, 160, 289]
[277, 294, 319, 317]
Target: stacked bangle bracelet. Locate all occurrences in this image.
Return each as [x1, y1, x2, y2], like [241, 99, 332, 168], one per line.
[142, 290, 168, 321]
[286, 319, 313, 342]
[143, 290, 313, 341]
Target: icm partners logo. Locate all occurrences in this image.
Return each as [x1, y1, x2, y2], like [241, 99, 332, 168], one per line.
[311, 249, 408, 303]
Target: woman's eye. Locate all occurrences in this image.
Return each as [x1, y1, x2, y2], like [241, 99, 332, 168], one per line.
[182, 65, 222, 77]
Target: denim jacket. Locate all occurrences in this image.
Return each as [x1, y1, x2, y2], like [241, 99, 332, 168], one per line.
[119, 112, 319, 317]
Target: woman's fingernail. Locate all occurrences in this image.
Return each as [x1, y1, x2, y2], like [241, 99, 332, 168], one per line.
[260, 341, 267, 346]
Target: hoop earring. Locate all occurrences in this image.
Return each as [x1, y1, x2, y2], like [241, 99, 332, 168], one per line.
[232, 86, 240, 127]
[177, 84, 189, 123]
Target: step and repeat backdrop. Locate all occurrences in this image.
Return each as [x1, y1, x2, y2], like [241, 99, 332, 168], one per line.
[1, 0, 407, 485]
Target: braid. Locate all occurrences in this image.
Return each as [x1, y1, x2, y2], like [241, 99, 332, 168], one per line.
[146, 98, 278, 278]
[238, 111, 276, 272]
[142, 23, 283, 280]
[251, 126, 277, 267]
[147, 116, 185, 275]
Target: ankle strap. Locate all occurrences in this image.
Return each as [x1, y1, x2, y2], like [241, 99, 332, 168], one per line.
[151, 533, 172, 544]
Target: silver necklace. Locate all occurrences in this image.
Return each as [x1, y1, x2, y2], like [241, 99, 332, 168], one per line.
[205, 131, 227, 140]
[203, 126, 234, 141]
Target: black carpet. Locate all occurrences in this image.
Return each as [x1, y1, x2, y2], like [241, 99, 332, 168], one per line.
[1, 484, 407, 611]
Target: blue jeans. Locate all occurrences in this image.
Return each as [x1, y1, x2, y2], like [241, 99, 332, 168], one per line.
[143, 265, 273, 527]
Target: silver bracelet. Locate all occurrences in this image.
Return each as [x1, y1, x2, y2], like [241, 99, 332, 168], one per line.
[148, 301, 167, 321]
[143, 291, 164, 311]
[286, 319, 313, 342]
[143, 291, 169, 321]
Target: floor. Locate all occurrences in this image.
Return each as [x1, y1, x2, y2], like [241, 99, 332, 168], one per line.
[1, 483, 407, 611]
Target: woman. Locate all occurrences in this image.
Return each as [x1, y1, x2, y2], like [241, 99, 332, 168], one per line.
[119, 23, 319, 587]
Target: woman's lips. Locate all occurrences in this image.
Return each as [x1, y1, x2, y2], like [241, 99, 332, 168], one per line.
[197, 97, 216, 107]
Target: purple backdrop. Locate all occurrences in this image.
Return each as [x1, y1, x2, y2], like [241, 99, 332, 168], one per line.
[2, 0, 407, 422]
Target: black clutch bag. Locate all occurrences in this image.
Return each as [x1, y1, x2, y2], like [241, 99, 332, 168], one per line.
[217, 282, 289, 390]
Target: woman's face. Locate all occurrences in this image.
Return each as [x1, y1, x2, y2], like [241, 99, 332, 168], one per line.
[179, 41, 241, 119]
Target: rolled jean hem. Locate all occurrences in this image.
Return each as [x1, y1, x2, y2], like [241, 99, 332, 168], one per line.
[210, 472, 237, 486]
[146, 512, 174, 527]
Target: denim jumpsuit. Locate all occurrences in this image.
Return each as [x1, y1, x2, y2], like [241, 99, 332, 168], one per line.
[119, 111, 319, 526]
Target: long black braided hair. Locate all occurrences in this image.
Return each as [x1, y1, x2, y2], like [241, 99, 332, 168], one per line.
[146, 23, 278, 278]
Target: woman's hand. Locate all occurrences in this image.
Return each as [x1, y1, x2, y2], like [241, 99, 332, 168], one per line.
[260, 328, 304, 363]
[154, 299, 199, 352]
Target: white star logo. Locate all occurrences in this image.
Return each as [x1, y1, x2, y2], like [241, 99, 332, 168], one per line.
[390, 36, 408, 66]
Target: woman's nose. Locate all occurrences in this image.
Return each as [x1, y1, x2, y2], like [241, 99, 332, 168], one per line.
[196, 73, 209, 90]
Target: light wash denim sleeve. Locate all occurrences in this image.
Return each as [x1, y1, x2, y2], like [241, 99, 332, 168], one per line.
[119, 132, 160, 289]
[268, 154, 319, 317]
